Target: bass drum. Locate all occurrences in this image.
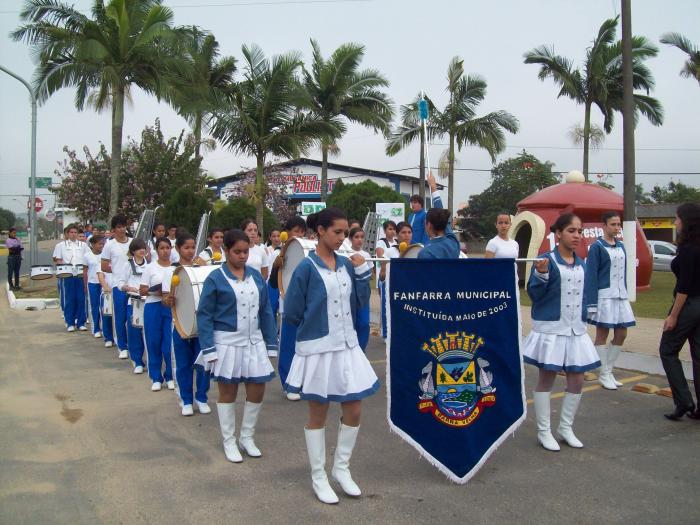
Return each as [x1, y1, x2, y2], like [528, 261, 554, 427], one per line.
[172, 265, 219, 339]
[278, 238, 317, 296]
[401, 243, 424, 258]
[31, 265, 54, 280]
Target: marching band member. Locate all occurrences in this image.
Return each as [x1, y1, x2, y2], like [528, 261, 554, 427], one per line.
[101, 215, 132, 359]
[378, 222, 412, 339]
[53, 226, 70, 316]
[196, 228, 226, 265]
[417, 174, 460, 259]
[485, 213, 519, 259]
[523, 213, 600, 452]
[84, 235, 108, 340]
[149, 222, 179, 264]
[140, 238, 175, 392]
[270, 216, 307, 399]
[283, 207, 377, 505]
[54, 224, 88, 332]
[117, 239, 148, 374]
[241, 219, 269, 280]
[348, 226, 373, 351]
[585, 211, 636, 390]
[195, 229, 279, 463]
[167, 225, 178, 247]
[265, 228, 283, 331]
[340, 219, 361, 252]
[163, 233, 211, 416]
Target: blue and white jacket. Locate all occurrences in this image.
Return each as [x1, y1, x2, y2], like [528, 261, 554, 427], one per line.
[417, 191, 461, 259]
[527, 249, 589, 336]
[283, 252, 372, 356]
[197, 265, 278, 360]
[584, 237, 628, 307]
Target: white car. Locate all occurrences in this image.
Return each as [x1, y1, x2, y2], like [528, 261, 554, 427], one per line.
[648, 240, 676, 272]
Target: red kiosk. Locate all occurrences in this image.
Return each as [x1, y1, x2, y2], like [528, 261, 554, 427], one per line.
[510, 171, 653, 290]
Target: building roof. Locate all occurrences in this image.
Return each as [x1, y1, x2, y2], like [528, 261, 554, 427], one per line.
[208, 157, 444, 189]
[635, 203, 678, 218]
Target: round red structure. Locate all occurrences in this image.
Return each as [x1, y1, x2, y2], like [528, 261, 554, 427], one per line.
[510, 178, 652, 290]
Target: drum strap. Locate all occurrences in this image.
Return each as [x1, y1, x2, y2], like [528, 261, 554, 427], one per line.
[129, 258, 145, 276]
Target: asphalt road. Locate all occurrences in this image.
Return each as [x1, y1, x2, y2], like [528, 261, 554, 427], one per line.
[0, 298, 698, 525]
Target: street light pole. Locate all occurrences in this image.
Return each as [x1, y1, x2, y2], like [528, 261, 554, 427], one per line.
[1, 64, 38, 266]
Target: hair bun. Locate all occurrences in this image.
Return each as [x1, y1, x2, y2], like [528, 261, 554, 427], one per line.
[306, 212, 318, 231]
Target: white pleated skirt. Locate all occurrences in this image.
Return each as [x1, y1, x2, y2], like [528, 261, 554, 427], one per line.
[195, 340, 275, 384]
[523, 330, 601, 373]
[284, 345, 380, 403]
[588, 297, 636, 328]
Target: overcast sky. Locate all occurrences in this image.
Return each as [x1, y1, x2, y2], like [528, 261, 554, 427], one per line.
[1, 0, 699, 217]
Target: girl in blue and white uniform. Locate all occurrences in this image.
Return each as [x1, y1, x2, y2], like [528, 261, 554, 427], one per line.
[524, 213, 600, 452]
[140, 238, 175, 392]
[163, 233, 210, 416]
[84, 234, 109, 341]
[117, 239, 148, 374]
[585, 211, 636, 390]
[195, 229, 279, 463]
[283, 207, 377, 505]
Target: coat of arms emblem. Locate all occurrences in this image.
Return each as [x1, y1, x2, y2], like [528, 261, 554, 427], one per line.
[418, 332, 496, 427]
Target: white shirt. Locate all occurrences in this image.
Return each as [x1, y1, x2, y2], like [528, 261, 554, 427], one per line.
[198, 246, 226, 264]
[84, 249, 103, 284]
[148, 240, 179, 264]
[140, 262, 174, 303]
[385, 246, 401, 259]
[485, 236, 519, 259]
[53, 240, 87, 266]
[247, 244, 269, 274]
[117, 258, 147, 293]
[102, 237, 132, 287]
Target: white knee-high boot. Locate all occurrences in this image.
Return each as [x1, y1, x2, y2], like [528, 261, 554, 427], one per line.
[596, 345, 617, 390]
[239, 401, 263, 457]
[533, 391, 560, 452]
[557, 393, 584, 448]
[331, 422, 361, 497]
[304, 427, 339, 504]
[608, 344, 623, 387]
[216, 402, 242, 463]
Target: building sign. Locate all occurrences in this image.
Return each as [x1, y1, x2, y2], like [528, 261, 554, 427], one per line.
[301, 202, 326, 216]
[219, 170, 336, 200]
[640, 218, 674, 229]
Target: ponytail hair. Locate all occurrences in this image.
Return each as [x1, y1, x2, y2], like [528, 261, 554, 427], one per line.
[426, 208, 450, 232]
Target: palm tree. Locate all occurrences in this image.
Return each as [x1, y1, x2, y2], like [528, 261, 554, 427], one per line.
[437, 57, 519, 211]
[211, 44, 338, 232]
[524, 16, 663, 180]
[166, 26, 237, 158]
[12, 0, 174, 221]
[660, 33, 700, 86]
[303, 39, 393, 201]
[385, 94, 441, 201]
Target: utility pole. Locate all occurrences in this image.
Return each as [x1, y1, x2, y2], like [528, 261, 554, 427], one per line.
[621, 0, 637, 302]
[0, 65, 38, 266]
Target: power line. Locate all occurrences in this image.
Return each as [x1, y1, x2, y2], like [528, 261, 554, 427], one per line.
[386, 166, 700, 175]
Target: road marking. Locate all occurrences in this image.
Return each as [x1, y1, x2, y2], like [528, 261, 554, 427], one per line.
[525, 374, 649, 404]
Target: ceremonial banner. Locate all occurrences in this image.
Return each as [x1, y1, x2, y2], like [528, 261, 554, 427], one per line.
[387, 258, 525, 483]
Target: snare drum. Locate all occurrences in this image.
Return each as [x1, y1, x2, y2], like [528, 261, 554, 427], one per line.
[55, 264, 73, 278]
[172, 265, 219, 339]
[101, 291, 113, 316]
[400, 243, 424, 258]
[72, 264, 84, 276]
[129, 294, 146, 328]
[279, 238, 317, 295]
[30, 265, 54, 280]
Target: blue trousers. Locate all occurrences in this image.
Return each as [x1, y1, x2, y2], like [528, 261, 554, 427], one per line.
[62, 276, 87, 327]
[172, 330, 209, 405]
[87, 283, 102, 334]
[144, 302, 173, 383]
[100, 293, 114, 343]
[379, 280, 387, 339]
[126, 304, 145, 367]
[112, 287, 129, 350]
[278, 319, 297, 388]
[357, 305, 370, 352]
[58, 279, 65, 312]
[268, 284, 280, 328]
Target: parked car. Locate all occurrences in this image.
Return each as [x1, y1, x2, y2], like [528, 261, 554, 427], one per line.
[648, 240, 676, 272]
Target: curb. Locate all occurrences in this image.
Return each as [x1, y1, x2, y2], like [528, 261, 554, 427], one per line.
[5, 281, 59, 311]
[617, 349, 692, 381]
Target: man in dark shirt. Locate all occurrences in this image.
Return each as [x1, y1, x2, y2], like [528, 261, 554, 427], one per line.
[5, 227, 24, 291]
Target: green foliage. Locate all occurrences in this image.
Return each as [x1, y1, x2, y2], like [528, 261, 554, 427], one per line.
[326, 179, 408, 222]
[210, 198, 279, 238]
[160, 188, 212, 235]
[660, 33, 700, 86]
[648, 182, 700, 204]
[636, 184, 654, 204]
[462, 151, 560, 239]
[0, 207, 18, 231]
